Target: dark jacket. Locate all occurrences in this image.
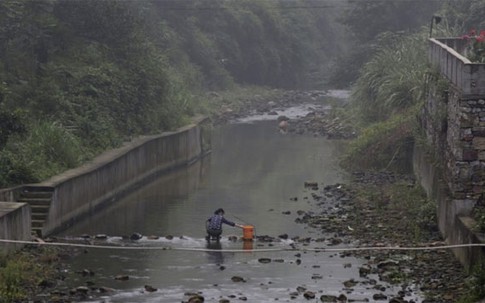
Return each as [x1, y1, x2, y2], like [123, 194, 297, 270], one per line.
[207, 214, 235, 231]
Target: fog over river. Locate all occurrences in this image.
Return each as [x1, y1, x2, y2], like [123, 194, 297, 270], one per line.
[58, 96, 425, 302]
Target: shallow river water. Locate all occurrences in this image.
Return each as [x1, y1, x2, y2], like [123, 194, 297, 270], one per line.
[58, 103, 425, 302]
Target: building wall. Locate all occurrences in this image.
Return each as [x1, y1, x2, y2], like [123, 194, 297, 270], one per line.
[417, 38, 485, 269]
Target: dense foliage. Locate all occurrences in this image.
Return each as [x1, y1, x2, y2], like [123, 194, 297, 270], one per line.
[327, 0, 440, 87]
[338, 0, 485, 171]
[0, 0, 345, 187]
[340, 30, 440, 171]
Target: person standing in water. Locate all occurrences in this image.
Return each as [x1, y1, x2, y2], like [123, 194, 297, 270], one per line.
[206, 208, 243, 241]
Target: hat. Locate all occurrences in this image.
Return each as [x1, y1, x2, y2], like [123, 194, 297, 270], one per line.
[214, 208, 225, 215]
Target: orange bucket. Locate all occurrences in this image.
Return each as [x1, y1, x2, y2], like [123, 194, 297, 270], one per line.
[242, 225, 254, 241]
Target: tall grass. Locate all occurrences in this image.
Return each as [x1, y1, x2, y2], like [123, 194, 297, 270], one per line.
[340, 107, 416, 171]
[351, 32, 432, 125]
[342, 30, 437, 171]
[0, 121, 85, 186]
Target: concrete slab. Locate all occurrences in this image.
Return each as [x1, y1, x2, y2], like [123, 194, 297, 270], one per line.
[0, 202, 27, 216]
[0, 202, 31, 254]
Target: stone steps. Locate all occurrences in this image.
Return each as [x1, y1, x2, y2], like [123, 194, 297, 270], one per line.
[17, 186, 54, 237]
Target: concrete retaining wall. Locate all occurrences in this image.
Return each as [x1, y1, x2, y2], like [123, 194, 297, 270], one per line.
[429, 38, 485, 96]
[414, 145, 475, 239]
[0, 117, 211, 243]
[0, 186, 20, 202]
[449, 216, 485, 272]
[0, 202, 31, 254]
[39, 117, 211, 236]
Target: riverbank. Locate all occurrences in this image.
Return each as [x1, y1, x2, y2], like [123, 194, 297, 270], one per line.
[211, 90, 475, 302]
[298, 171, 470, 302]
[1, 89, 478, 302]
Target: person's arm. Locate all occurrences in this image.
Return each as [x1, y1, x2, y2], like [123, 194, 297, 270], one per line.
[221, 217, 234, 226]
[222, 217, 243, 228]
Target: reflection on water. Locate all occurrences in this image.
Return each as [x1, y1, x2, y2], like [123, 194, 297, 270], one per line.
[59, 158, 210, 237]
[58, 120, 424, 303]
[205, 240, 224, 264]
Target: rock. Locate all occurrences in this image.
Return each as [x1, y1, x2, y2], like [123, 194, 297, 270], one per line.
[94, 234, 108, 240]
[278, 234, 289, 239]
[304, 181, 318, 189]
[303, 291, 316, 299]
[231, 276, 246, 282]
[258, 258, 271, 263]
[343, 279, 357, 288]
[256, 235, 275, 242]
[188, 294, 205, 303]
[372, 293, 387, 300]
[75, 286, 89, 294]
[130, 232, 143, 240]
[114, 274, 129, 281]
[277, 115, 290, 122]
[320, 295, 338, 302]
[377, 260, 399, 269]
[311, 274, 323, 280]
[359, 265, 371, 277]
[144, 285, 157, 292]
[98, 286, 115, 293]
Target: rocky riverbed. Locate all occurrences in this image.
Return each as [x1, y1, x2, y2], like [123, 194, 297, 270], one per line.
[294, 172, 469, 303]
[12, 90, 476, 302]
[212, 89, 357, 139]
[210, 90, 471, 302]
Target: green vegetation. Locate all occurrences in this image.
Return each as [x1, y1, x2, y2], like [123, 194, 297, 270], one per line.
[337, 0, 485, 171]
[4, 0, 485, 301]
[0, 0, 348, 188]
[0, 247, 59, 302]
[340, 31, 434, 172]
[0, 0, 447, 187]
[327, 0, 439, 87]
[457, 263, 485, 303]
[341, 109, 416, 171]
[339, 2, 485, 301]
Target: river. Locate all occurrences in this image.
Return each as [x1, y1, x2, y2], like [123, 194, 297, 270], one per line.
[58, 97, 424, 302]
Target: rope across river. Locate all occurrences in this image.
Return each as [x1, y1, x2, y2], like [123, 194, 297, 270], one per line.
[1, 238, 484, 253]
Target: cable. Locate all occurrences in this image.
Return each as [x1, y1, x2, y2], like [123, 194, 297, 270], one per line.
[1, 238, 485, 253]
[151, 0, 445, 11]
